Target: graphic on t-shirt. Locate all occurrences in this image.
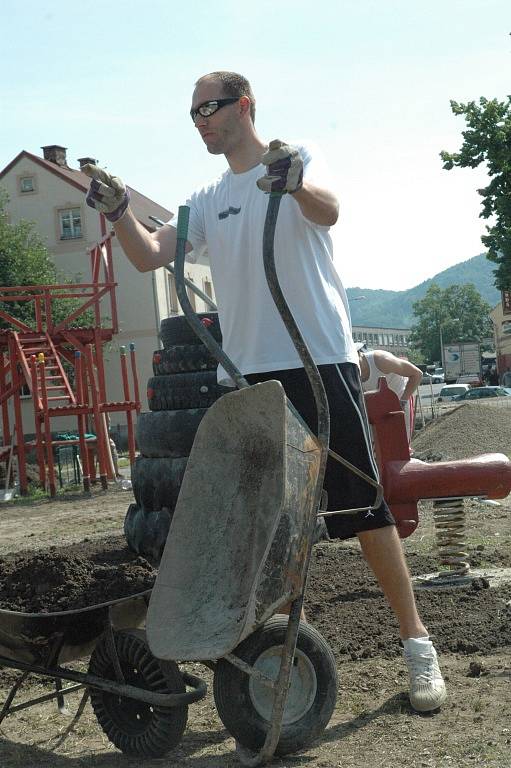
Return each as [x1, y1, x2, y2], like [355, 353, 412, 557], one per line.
[218, 206, 242, 220]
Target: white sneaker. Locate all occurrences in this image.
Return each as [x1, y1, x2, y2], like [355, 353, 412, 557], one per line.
[403, 639, 447, 712]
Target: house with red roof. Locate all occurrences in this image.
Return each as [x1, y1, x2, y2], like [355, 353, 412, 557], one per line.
[0, 145, 215, 440]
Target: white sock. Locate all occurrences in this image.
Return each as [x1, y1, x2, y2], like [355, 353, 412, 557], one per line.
[402, 636, 432, 655]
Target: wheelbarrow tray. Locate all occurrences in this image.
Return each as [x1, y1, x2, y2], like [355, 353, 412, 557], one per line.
[0, 590, 151, 667]
[147, 380, 321, 662]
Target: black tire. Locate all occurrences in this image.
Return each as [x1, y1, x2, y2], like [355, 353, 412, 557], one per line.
[89, 630, 187, 757]
[124, 503, 172, 562]
[213, 616, 337, 756]
[136, 409, 207, 458]
[131, 456, 188, 512]
[160, 312, 222, 348]
[152, 345, 217, 375]
[147, 372, 224, 411]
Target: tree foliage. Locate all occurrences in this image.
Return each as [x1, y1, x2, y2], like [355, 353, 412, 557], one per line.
[440, 96, 511, 291]
[409, 283, 493, 363]
[0, 190, 92, 330]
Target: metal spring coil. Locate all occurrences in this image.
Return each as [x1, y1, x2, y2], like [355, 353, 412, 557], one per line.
[433, 498, 470, 577]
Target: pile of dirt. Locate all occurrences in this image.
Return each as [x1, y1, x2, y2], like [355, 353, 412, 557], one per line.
[412, 402, 511, 460]
[0, 536, 156, 613]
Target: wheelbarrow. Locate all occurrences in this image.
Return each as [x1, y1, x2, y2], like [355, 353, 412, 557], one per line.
[143, 194, 341, 764]
[0, 590, 206, 756]
[0, 193, 342, 765]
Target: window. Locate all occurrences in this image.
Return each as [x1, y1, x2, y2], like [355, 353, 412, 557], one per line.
[186, 276, 197, 311]
[20, 176, 35, 193]
[59, 208, 82, 240]
[168, 273, 179, 312]
[203, 278, 213, 299]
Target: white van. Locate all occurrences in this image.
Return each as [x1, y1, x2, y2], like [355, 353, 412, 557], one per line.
[436, 384, 470, 402]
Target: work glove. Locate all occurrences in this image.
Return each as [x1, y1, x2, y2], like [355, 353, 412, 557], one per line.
[82, 164, 130, 222]
[257, 139, 303, 194]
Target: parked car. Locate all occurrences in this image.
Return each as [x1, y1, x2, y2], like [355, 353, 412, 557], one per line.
[454, 386, 511, 402]
[433, 368, 445, 383]
[456, 373, 483, 387]
[436, 384, 470, 402]
[421, 371, 443, 385]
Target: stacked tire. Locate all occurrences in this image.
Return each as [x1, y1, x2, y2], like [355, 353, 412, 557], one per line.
[124, 313, 223, 562]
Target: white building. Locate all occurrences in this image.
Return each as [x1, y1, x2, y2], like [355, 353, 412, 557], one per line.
[352, 325, 411, 357]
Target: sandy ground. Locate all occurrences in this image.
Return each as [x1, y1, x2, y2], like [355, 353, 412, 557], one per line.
[0, 401, 510, 767]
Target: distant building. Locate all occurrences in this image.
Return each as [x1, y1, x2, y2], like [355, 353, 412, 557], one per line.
[490, 297, 511, 379]
[352, 325, 411, 357]
[0, 144, 214, 433]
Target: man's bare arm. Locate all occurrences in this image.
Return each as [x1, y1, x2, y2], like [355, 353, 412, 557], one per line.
[291, 182, 339, 227]
[374, 351, 423, 399]
[257, 140, 339, 227]
[82, 162, 192, 273]
[113, 209, 192, 273]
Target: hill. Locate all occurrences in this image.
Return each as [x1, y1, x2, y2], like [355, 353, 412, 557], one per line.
[348, 253, 500, 328]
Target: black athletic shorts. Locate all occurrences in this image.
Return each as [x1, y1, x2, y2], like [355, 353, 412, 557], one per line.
[244, 362, 395, 540]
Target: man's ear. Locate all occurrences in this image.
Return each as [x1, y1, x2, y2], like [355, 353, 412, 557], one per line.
[239, 95, 251, 118]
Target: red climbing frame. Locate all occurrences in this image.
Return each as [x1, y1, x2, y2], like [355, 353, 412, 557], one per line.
[0, 216, 140, 496]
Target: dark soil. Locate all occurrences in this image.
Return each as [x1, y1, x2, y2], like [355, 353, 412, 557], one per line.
[305, 544, 511, 660]
[0, 536, 156, 613]
[1, 533, 509, 664]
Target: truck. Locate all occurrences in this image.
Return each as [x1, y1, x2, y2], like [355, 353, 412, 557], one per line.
[443, 342, 481, 385]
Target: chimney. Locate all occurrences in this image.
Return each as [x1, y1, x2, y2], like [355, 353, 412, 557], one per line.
[78, 157, 98, 169]
[41, 145, 68, 167]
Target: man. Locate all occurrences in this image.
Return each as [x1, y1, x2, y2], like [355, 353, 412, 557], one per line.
[357, 343, 422, 441]
[501, 368, 511, 388]
[83, 71, 446, 713]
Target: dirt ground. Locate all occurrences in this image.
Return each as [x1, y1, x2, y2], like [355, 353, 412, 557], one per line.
[0, 401, 510, 768]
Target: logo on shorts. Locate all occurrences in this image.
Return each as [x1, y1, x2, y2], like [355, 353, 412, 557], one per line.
[218, 206, 241, 220]
[365, 510, 375, 518]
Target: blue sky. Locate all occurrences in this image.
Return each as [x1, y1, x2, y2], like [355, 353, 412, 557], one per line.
[1, 0, 509, 290]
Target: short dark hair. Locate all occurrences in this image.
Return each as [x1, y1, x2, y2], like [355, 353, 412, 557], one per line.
[195, 71, 256, 123]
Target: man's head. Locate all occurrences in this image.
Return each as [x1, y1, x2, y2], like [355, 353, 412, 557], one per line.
[191, 71, 256, 156]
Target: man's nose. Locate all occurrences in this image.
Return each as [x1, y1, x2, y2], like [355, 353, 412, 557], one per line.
[194, 113, 208, 128]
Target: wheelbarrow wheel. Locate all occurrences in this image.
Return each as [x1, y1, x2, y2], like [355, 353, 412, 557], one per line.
[89, 630, 187, 757]
[213, 616, 337, 756]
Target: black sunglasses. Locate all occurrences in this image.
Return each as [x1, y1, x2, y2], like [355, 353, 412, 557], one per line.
[190, 97, 239, 122]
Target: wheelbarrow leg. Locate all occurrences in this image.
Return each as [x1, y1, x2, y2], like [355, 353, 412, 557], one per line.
[0, 670, 30, 724]
[235, 596, 304, 767]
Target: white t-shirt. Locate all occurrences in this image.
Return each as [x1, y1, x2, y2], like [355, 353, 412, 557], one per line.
[169, 143, 357, 383]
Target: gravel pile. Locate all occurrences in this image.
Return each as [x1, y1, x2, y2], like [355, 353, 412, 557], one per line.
[412, 402, 511, 461]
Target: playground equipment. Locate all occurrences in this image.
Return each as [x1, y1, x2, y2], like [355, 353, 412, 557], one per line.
[364, 378, 511, 581]
[0, 216, 141, 496]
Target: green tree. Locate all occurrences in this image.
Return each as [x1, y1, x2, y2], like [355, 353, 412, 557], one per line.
[0, 189, 92, 330]
[409, 283, 493, 363]
[440, 97, 511, 291]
